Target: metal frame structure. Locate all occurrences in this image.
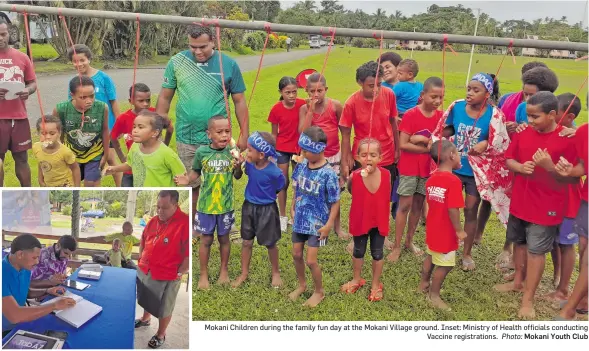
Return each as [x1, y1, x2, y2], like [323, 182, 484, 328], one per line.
[1, 3, 587, 51]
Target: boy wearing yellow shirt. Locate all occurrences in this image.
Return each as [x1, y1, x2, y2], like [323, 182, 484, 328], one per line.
[104, 221, 139, 269]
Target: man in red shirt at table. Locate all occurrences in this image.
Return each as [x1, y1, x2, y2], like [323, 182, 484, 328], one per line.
[134, 190, 189, 349]
[0, 19, 37, 187]
[340, 60, 400, 248]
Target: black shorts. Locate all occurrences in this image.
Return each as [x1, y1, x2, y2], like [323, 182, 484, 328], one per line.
[455, 173, 479, 197]
[506, 214, 559, 255]
[240, 200, 281, 247]
[276, 151, 295, 165]
[292, 232, 327, 247]
[121, 173, 133, 187]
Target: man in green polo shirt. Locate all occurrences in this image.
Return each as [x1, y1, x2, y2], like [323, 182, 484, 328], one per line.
[156, 24, 249, 238]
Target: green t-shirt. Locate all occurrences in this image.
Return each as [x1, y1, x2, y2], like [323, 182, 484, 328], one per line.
[107, 249, 123, 268]
[104, 233, 140, 260]
[56, 100, 107, 163]
[193, 146, 235, 214]
[162, 50, 246, 146]
[126, 142, 186, 187]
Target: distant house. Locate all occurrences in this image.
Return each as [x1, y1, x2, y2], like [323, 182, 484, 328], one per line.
[523, 35, 575, 59]
[522, 35, 540, 57]
[395, 39, 432, 51]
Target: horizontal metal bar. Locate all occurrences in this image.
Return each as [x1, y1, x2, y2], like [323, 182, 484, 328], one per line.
[1, 3, 587, 51]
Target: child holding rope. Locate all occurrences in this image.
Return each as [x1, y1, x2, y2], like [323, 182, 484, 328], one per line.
[232, 132, 286, 288]
[53, 76, 109, 187]
[341, 138, 390, 302]
[289, 126, 340, 307]
[418, 140, 466, 311]
[299, 72, 348, 240]
[495, 92, 578, 319]
[33, 115, 81, 187]
[268, 76, 306, 232]
[389, 77, 443, 263]
[106, 111, 185, 187]
[176, 116, 243, 289]
[441, 73, 499, 271]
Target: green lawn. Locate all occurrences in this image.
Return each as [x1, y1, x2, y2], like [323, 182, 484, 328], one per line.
[1, 48, 587, 320]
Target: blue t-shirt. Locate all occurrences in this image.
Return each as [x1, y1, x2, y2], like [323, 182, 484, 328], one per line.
[244, 161, 286, 205]
[446, 100, 493, 177]
[68, 70, 117, 129]
[393, 81, 424, 114]
[291, 160, 340, 236]
[381, 81, 395, 91]
[515, 102, 528, 125]
[2, 255, 32, 332]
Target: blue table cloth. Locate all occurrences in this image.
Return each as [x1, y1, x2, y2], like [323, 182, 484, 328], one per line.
[2, 266, 136, 349]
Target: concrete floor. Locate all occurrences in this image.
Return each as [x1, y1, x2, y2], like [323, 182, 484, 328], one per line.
[134, 282, 190, 350]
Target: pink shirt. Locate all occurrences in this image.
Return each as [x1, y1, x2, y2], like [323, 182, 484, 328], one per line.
[0, 48, 36, 120]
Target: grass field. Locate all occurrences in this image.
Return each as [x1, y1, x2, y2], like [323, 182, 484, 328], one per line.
[1, 48, 587, 320]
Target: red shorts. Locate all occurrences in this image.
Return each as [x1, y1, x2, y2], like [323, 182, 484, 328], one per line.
[0, 119, 32, 154]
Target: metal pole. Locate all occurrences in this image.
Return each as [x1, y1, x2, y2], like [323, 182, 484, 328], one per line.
[411, 27, 416, 58]
[0, 3, 586, 51]
[465, 8, 481, 87]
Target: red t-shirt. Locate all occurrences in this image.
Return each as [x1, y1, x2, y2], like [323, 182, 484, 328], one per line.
[311, 99, 340, 157]
[340, 89, 399, 166]
[349, 167, 391, 236]
[138, 207, 189, 281]
[267, 99, 306, 153]
[425, 171, 465, 253]
[506, 126, 578, 226]
[397, 107, 442, 177]
[0, 48, 36, 119]
[575, 123, 588, 202]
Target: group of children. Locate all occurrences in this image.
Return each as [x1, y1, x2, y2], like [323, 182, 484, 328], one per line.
[192, 53, 587, 319]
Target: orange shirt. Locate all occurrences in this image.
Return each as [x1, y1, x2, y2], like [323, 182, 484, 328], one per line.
[138, 207, 189, 280]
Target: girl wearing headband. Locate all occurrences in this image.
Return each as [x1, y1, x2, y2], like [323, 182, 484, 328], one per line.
[289, 126, 341, 307]
[439, 72, 499, 272]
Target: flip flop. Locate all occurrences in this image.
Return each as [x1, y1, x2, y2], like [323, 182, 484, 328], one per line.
[368, 283, 384, 302]
[576, 308, 588, 315]
[134, 319, 151, 328]
[340, 279, 366, 294]
[552, 315, 571, 321]
[148, 335, 165, 349]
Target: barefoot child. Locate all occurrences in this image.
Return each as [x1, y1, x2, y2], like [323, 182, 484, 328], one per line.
[105, 111, 185, 187]
[393, 59, 424, 119]
[176, 116, 243, 289]
[441, 73, 499, 271]
[289, 126, 340, 307]
[545, 93, 583, 302]
[418, 140, 466, 311]
[389, 77, 443, 263]
[33, 115, 81, 187]
[341, 138, 390, 301]
[299, 73, 348, 239]
[495, 92, 578, 319]
[268, 76, 306, 232]
[53, 76, 109, 187]
[232, 132, 286, 288]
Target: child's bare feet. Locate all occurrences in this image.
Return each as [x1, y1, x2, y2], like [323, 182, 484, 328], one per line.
[461, 256, 476, 271]
[336, 228, 350, 240]
[303, 291, 325, 308]
[553, 274, 561, 288]
[384, 238, 394, 250]
[346, 241, 354, 254]
[217, 272, 230, 285]
[428, 294, 451, 311]
[493, 282, 524, 293]
[543, 290, 568, 302]
[518, 305, 536, 319]
[417, 281, 430, 293]
[197, 277, 210, 290]
[271, 274, 282, 288]
[231, 274, 248, 288]
[405, 243, 423, 257]
[503, 271, 515, 281]
[386, 247, 402, 262]
[288, 285, 307, 301]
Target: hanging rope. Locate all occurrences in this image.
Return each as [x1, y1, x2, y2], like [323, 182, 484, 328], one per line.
[22, 11, 46, 131]
[129, 14, 141, 102]
[367, 30, 384, 143]
[557, 76, 588, 127]
[247, 23, 273, 108]
[318, 27, 336, 80]
[213, 22, 234, 137]
[58, 9, 86, 128]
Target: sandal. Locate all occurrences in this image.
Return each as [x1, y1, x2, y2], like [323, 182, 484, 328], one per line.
[148, 335, 165, 349]
[340, 279, 366, 294]
[368, 283, 384, 302]
[134, 319, 151, 328]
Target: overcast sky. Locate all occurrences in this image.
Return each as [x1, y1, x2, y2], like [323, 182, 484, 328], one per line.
[281, 0, 589, 26]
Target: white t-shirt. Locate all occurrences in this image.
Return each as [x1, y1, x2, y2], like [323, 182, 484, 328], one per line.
[286, 38, 292, 44]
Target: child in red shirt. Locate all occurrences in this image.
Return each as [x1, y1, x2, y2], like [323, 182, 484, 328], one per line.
[545, 93, 583, 303]
[268, 76, 306, 232]
[389, 77, 443, 263]
[419, 140, 466, 311]
[340, 138, 391, 302]
[496, 92, 578, 319]
[555, 122, 588, 320]
[299, 73, 348, 239]
[111, 83, 161, 187]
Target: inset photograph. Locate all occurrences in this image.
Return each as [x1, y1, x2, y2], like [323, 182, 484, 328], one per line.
[2, 189, 190, 349]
